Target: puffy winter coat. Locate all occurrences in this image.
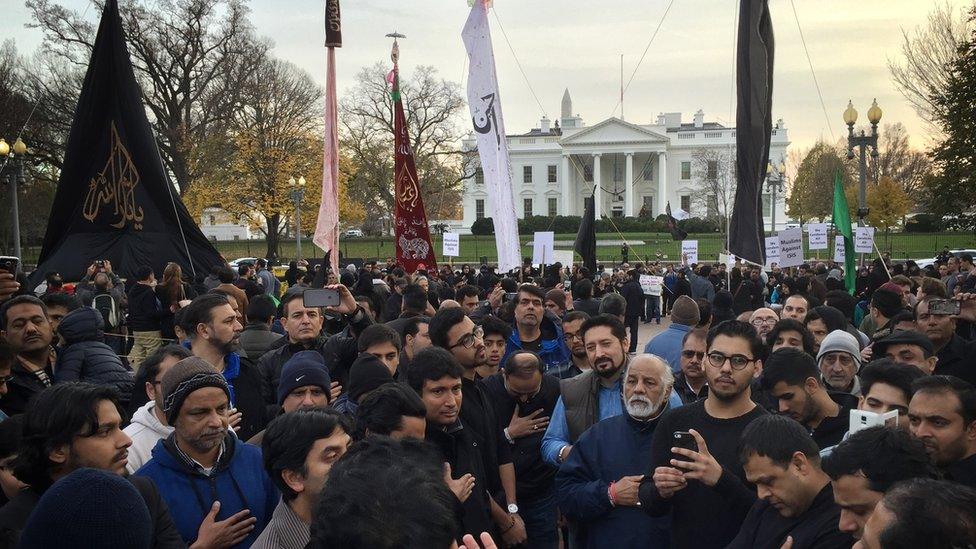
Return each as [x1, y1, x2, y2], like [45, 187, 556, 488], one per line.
[56, 307, 133, 401]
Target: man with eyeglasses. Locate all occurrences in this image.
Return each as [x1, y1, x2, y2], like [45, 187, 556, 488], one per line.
[500, 285, 571, 379]
[561, 311, 592, 378]
[748, 308, 779, 340]
[640, 320, 769, 549]
[817, 331, 864, 396]
[674, 329, 709, 404]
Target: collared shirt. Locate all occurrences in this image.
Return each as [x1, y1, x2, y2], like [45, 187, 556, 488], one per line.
[251, 498, 310, 549]
[173, 437, 226, 477]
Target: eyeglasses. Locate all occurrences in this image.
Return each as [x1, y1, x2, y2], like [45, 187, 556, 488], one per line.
[750, 318, 777, 327]
[681, 350, 705, 360]
[706, 352, 756, 370]
[449, 325, 484, 350]
[563, 331, 583, 342]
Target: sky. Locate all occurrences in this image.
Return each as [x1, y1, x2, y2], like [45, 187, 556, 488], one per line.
[3, 0, 969, 154]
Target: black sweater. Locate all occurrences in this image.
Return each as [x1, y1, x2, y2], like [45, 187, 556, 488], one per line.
[127, 282, 164, 332]
[638, 399, 768, 549]
[725, 483, 854, 549]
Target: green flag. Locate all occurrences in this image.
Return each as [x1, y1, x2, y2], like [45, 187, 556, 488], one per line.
[831, 171, 856, 294]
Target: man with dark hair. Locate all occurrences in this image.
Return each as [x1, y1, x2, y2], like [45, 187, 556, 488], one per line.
[858, 478, 976, 549]
[728, 415, 853, 549]
[872, 330, 938, 374]
[856, 359, 927, 430]
[356, 382, 427, 439]
[255, 258, 280, 297]
[356, 324, 402, 377]
[234, 263, 263, 299]
[306, 436, 459, 549]
[908, 375, 976, 487]
[124, 344, 192, 473]
[640, 320, 769, 549]
[386, 283, 429, 337]
[238, 295, 283, 360]
[620, 269, 644, 352]
[821, 426, 936, 540]
[572, 278, 602, 317]
[215, 266, 250, 314]
[257, 291, 324, 402]
[766, 318, 816, 355]
[457, 284, 482, 316]
[868, 288, 906, 342]
[501, 285, 571, 378]
[915, 296, 976, 385]
[126, 266, 165, 367]
[479, 315, 512, 379]
[762, 348, 853, 449]
[599, 292, 627, 324]
[400, 315, 430, 374]
[0, 295, 55, 416]
[675, 328, 709, 404]
[782, 294, 811, 323]
[39, 292, 81, 338]
[255, 408, 352, 548]
[0, 383, 185, 547]
[561, 310, 591, 378]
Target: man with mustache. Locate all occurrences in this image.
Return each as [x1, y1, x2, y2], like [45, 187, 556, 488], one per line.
[136, 357, 278, 548]
[908, 375, 976, 488]
[500, 285, 571, 379]
[640, 320, 769, 549]
[0, 296, 56, 416]
[674, 329, 709, 404]
[0, 383, 186, 547]
[554, 354, 675, 548]
[561, 311, 592, 378]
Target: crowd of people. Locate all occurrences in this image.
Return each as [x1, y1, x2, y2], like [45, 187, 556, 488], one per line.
[0, 249, 973, 548]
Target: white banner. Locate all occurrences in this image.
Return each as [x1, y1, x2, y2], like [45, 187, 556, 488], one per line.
[640, 275, 664, 295]
[855, 226, 875, 254]
[552, 249, 575, 267]
[681, 240, 699, 265]
[531, 231, 555, 265]
[778, 227, 804, 268]
[807, 223, 828, 250]
[764, 236, 781, 268]
[442, 232, 460, 257]
[834, 235, 846, 263]
[462, 1, 521, 272]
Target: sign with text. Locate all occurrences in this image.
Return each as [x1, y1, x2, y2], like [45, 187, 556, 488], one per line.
[778, 227, 804, 268]
[834, 235, 846, 264]
[807, 223, 828, 250]
[442, 232, 459, 257]
[855, 226, 875, 254]
[640, 275, 664, 295]
[764, 236, 781, 268]
[681, 240, 699, 265]
[532, 231, 555, 265]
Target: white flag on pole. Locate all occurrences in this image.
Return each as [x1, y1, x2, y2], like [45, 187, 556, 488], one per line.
[462, 0, 521, 272]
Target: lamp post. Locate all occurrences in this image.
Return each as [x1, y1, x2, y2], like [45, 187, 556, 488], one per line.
[288, 176, 306, 261]
[0, 137, 27, 259]
[844, 99, 882, 266]
[765, 159, 786, 234]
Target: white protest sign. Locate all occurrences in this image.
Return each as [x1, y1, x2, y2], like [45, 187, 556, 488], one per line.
[855, 226, 875, 254]
[778, 227, 804, 268]
[532, 231, 555, 265]
[834, 235, 846, 263]
[681, 240, 699, 265]
[806, 223, 828, 250]
[764, 236, 781, 268]
[442, 232, 460, 257]
[552, 249, 575, 267]
[640, 275, 664, 295]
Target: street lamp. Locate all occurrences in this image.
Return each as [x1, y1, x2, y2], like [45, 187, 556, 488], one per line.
[765, 159, 786, 233]
[0, 137, 27, 259]
[844, 99, 881, 266]
[288, 176, 306, 261]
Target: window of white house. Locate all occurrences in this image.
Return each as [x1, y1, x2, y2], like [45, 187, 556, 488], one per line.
[681, 161, 691, 180]
[643, 196, 653, 214]
[613, 160, 623, 182]
[584, 164, 593, 182]
[523, 198, 533, 217]
[548, 165, 557, 183]
[680, 195, 691, 212]
[548, 197, 558, 217]
[209, 215, 216, 225]
[474, 168, 484, 185]
[642, 162, 654, 181]
[475, 199, 485, 220]
[523, 166, 532, 183]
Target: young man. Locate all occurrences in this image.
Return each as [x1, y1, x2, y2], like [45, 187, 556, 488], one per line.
[816, 330, 863, 396]
[781, 295, 811, 323]
[255, 258, 280, 297]
[766, 319, 816, 356]
[856, 478, 976, 549]
[674, 329, 709, 404]
[640, 320, 769, 549]
[356, 324, 402, 378]
[728, 415, 853, 549]
[872, 330, 938, 374]
[478, 315, 512, 379]
[399, 316, 431, 373]
[356, 382, 427, 439]
[124, 344, 192, 473]
[38, 292, 81, 337]
[254, 409, 352, 549]
[561, 311, 591, 378]
[238, 295, 284, 360]
[908, 375, 976, 487]
[0, 295, 55, 416]
[854, 359, 927, 430]
[135, 357, 278, 548]
[457, 285, 482, 317]
[762, 348, 854, 449]
[500, 285, 570, 378]
[127, 266, 165, 367]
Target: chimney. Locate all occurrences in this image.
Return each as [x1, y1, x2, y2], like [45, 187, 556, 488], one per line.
[694, 109, 704, 128]
[540, 116, 550, 133]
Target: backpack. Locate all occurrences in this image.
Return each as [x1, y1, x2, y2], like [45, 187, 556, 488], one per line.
[92, 293, 121, 330]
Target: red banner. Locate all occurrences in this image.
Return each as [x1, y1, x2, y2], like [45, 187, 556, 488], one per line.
[392, 65, 437, 274]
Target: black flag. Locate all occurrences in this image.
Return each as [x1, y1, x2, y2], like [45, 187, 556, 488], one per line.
[729, 0, 774, 266]
[31, 0, 223, 284]
[574, 191, 597, 274]
[665, 202, 688, 241]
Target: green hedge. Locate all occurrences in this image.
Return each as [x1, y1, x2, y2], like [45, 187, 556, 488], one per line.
[470, 215, 721, 236]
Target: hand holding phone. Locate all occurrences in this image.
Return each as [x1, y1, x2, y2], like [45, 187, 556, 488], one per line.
[303, 288, 342, 308]
[672, 431, 698, 454]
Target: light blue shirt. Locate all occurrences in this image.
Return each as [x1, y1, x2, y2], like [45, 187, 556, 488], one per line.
[541, 378, 683, 466]
[644, 323, 693, 374]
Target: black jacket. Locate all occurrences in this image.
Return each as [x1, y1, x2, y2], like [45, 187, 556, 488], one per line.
[426, 421, 497, 541]
[237, 323, 283, 361]
[573, 298, 602, 317]
[1, 357, 52, 417]
[256, 338, 328, 405]
[621, 279, 645, 320]
[228, 354, 269, 442]
[726, 483, 853, 549]
[382, 292, 403, 322]
[934, 334, 976, 387]
[127, 282, 165, 332]
[55, 307, 134, 402]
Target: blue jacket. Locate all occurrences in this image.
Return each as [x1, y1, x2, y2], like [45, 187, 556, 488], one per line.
[554, 413, 670, 549]
[135, 434, 278, 548]
[643, 322, 693, 374]
[502, 313, 572, 378]
[55, 307, 133, 398]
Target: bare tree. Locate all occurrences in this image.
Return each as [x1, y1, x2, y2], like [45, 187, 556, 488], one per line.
[869, 123, 931, 204]
[888, 1, 973, 135]
[690, 147, 736, 232]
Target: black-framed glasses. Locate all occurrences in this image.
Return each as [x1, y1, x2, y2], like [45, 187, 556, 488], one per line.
[449, 326, 484, 350]
[681, 350, 705, 360]
[750, 318, 777, 327]
[563, 331, 583, 342]
[706, 352, 755, 370]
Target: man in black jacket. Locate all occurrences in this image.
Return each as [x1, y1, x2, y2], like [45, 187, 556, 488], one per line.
[0, 383, 187, 548]
[0, 296, 55, 416]
[127, 266, 165, 368]
[621, 269, 645, 353]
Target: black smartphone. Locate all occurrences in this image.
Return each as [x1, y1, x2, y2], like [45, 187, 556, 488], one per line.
[0, 257, 19, 275]
[303, 288, 341, 308]
[929, 298, 961, 316]
[503, 292, 517, 303]
[673, 431, 698, 454]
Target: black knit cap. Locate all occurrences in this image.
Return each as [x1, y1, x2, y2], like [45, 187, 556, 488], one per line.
[347, 353, 394, 403]
[160, 356, 230, 425]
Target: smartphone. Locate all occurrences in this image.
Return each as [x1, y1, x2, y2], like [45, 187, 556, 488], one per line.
[849, 409, 899, 435]
[504, 292, 517, 303]
[673, 431, 698, 454]
[928, 298, 961, 316]
[96, 260, 105, 268]
[303, 288, 341, 308]
[0, 257, 19, 275]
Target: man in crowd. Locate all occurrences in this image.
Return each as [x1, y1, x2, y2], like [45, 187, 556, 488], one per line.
[257, 292, 325, 402]
[644, 295, 701, 374]
[135, 357, 278, 547]
[643, 268, 663, 325]
[687, 265, 716, 302]
[480, 351, 561, 548]
[254, 409, 352, 548]
[908, 375, 976, 487]
[398, 316, 431, 374]
[126, 266, 164, 366]
[816, 330, 863, 396]
[674, 328, 709, 404]
[561, 310, 591, 378]
[866, 288, 905, 342]
[640, 320, 768, 549]
[478, 315, 511, 379]
[234, 263, 264, 299]
[554, 354, 674, 548]
[782, 294, 811, 323]
[457, 285, 482, 317]
[620, 269, 645, 353]
[763, 348, 853, 449]
[728, 415, 853, 548]
[382, 278, 407, 322]
[255, 258, 280, 296]
[249, 350, 334, 445]
[0, 296, 55, 416]
[238, 296, 284, 360]
[853, 359, 927, 431]
[821, 426, 936, 541]
[356, 382, 427, 439]
[386, 284, 429, 336]
[38, 292, 80, 336]
[572, 279, 602, 317]
[356, 324, 402, 378]
[125, 344, 192, 473]
[766, 319, 815, 355]
[215, 266, 250, 314]
[500, 285, 570, 378]
[916, 296, 976, 385]
[749, 308, 779, 341]
[856, 478, 976, 549]
[871, 330, 938, 374]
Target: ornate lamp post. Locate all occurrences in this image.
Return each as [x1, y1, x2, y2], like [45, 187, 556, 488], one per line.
[844, 99, 882, 267]
[288, 176, 306, 261]
[765, 159, 786, 233]
[0, 137, 27, 258]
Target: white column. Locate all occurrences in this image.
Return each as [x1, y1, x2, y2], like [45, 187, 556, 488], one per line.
[657, 151, 667, 216]
[561, 154, 572, 215]
[592, 154, 602, 219]
[624, 152, 634, 217]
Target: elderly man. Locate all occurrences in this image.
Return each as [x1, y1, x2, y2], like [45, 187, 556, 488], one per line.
[816, 331, 863, 396]
[748, 308, 779, 340]
[554, 354, 674, 548]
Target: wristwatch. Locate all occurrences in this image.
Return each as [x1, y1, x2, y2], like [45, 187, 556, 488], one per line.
[507, 503, 519, 514]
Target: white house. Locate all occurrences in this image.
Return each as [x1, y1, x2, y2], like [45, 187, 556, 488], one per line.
[199, 207, 254, 241]
[460, 89, 790, 232]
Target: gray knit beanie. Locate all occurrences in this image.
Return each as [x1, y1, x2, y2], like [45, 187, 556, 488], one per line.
[161, 356, 231, 425]
[671, 295, 701, 327]
[816, 330, 862, 368]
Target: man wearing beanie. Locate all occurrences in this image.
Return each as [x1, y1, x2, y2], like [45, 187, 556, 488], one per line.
[135, 357, 278, 548]
[644, 295, 701, 374]
[817, 330, 863, 396]
[332, 353, 394, 416]
[247, 351, 332, 445]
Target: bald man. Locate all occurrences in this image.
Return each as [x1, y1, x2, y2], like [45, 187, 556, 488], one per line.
[749, 308, 779, 339]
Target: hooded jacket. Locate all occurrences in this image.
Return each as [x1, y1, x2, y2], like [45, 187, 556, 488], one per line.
[135, 434, 278, 548]
[501, 312, 571, 379]
[124, 400, 175, 474]
[55, 307, 133, 399]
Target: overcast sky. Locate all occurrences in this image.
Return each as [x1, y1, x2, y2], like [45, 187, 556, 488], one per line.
[3, 0, 968, 153]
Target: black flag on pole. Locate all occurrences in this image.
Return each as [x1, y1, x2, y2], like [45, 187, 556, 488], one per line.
[665, 201, 688, 241]
[31, 0, 223, 284]
[574, 190, 597, 274]
[728, 0, 774, 266]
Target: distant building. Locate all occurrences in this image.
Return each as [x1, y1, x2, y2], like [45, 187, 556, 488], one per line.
[199, 207, 253, 241]
[460, 89, 790, 232]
